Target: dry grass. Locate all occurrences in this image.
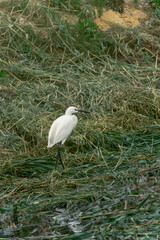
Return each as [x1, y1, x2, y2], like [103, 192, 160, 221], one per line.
[0, 0, 160, 239]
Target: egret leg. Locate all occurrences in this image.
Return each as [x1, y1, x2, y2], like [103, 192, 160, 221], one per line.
[57, 144, 65, 169]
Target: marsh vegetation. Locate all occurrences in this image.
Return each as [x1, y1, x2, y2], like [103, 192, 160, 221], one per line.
[0, 0, 160, 238]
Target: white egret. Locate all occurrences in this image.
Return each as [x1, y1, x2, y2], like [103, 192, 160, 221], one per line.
[47, 106, 90, 169]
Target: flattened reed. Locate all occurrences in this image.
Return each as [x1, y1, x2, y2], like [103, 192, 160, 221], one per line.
[0, 0, 160, 238]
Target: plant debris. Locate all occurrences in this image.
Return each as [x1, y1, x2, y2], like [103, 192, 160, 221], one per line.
[0, 0, 160, 239]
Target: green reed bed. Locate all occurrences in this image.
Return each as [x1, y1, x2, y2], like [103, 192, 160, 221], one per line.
[0, 0, 160, 239]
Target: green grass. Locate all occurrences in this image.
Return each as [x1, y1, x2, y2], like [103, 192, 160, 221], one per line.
[0, 0, 160, 239]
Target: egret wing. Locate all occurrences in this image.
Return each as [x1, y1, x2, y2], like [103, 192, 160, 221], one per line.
[47, 115, 77, 148]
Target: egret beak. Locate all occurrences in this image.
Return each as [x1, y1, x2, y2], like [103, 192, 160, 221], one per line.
[77, 109, 90, 114]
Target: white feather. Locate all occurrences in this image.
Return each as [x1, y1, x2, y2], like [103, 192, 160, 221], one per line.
[47, 107, 78, 148]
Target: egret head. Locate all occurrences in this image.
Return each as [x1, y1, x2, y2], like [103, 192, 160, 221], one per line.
[65, 106, 90, 115]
